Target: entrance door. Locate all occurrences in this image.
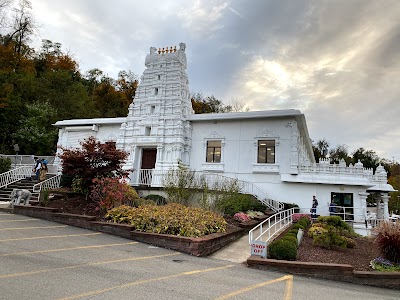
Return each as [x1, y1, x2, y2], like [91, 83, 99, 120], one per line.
[331, 192, 354, 220]
[140, 148, 157, 185]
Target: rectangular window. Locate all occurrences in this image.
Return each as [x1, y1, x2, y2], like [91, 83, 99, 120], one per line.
[154, 88, 159, 95]
[257, 140, 275, 163]
[206, 141, 221, 163]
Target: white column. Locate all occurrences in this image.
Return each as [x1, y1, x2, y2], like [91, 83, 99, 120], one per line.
[382, 193, 390, 221]
[375, 194, 382, 219]
[358, 192, 369, 222]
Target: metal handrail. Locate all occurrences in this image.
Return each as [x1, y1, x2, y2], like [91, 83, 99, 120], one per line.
[32, 174, 62, 200]
[130, 169, 283, 212]
[0, 166, 33, 189]
[248, 208, 295, 245]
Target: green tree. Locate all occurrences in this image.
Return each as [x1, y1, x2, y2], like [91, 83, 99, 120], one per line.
[329, 144, 350, 164]
[351, 148, 379, 170]
[11, 101, 58, 155]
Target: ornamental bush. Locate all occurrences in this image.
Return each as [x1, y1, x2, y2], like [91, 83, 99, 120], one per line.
[105, 203, 227, 238]
[312, 228, 347, 249]
[292, 213, 311, 223]
[316, 216, 353, 233]
[268, 239, 297, 260]
[90, 177, 139, 212]
[374, 221, 400, 263]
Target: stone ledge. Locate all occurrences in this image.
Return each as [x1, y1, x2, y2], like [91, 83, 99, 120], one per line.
[247, 256, 400, 290]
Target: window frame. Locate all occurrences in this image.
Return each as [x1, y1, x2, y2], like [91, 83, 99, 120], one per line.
[206, 140, 222, 163]
[257, 140, 276, 164]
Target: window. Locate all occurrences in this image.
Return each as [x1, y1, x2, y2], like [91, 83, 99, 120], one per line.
[150, 105, 155, 114]
[154, 88, 159, 96]
[157, 75, 161, 80]
[206, 141, 221, 163]
[257, 140, 275, 163]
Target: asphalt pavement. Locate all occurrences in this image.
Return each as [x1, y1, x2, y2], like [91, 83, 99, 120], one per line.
[0, 211, 399, 300]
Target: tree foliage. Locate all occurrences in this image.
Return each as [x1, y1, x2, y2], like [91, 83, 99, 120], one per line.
[190, 91, 249, 114]
[59, 137, 129, 191]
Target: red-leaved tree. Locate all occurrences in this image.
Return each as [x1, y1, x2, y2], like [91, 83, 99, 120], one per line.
[59, 136, 129, 190]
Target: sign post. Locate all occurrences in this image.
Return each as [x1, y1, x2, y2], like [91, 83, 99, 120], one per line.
[250, 240, 267, 258]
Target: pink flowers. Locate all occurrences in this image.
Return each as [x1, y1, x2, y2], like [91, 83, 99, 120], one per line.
[292, 213, 312, 223]
[233, 212, 251, 222]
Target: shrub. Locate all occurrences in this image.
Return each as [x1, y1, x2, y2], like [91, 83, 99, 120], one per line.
[60, 174, 74, 188]
[218, 194, 254, 216]
[105, 205, 135, 224]
[288, 229, 299, 235]
[245, 210, 264, 219]
[316, 216, 353, 232]
[313, 229, 347, 249]
[307, 224, 328, 238]
[90, 177, 139, 212]
[106, 203, 227, 237]
[0, 157, 12, 173]
[374, 221, 400, 263]
[344, 237, 356, 248]
[268, 239, 297, 260]
[233, 212, 251, 222]
[291, 223, 305, 231]
[281, 235, 298, 246]
[292, 213, 311, 223]
[144, 194, 167, 205]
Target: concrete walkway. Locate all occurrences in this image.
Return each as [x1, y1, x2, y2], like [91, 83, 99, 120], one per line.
[209, 234, 250, 264]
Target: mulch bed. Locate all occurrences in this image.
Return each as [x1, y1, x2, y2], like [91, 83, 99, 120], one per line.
[297, 233, 380, 271]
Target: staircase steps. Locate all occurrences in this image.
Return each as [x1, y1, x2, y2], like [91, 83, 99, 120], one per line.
[0, 175, 54, 203]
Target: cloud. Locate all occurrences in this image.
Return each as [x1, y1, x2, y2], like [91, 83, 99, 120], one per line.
[27, 0, 400, 160]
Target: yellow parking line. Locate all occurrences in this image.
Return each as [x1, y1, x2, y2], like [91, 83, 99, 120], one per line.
[58, 264, 235, 300]
[0, 252, 180, 280]
[214, 275, 293, 300]
[0, 219, 39, 222]
[0, 232, 102, 242]
[0, 242, 138, 257]
[0, 225, 67, 231]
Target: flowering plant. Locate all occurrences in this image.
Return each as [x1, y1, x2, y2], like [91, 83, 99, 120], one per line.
[233, 212, 251, 222]
[370, 257, 400, 271]
[292, 213, 312, 223]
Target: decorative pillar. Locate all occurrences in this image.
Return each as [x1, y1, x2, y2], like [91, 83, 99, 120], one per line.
[381, 193, 390, 221]
[358, 192, 369, 222]
[375, 194, 382, 220]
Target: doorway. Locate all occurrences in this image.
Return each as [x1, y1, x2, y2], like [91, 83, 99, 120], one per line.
[331, 192, 354, 220]
[140, 148, 157, 185]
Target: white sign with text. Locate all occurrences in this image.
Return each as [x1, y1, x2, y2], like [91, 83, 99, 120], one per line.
[250, 240, 267, 258]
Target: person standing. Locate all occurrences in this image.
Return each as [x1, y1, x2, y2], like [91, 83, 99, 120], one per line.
[32, 157, 42, 182]
[329, 199, 337, 216]
[311, 195, 319, 218]
[39, 159, 48, 182]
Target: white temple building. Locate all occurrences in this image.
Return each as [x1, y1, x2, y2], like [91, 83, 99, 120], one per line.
[54, 43, 395, 224]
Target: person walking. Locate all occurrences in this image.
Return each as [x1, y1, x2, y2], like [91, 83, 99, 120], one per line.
[39, 159, 48, 182]
[311, 195, 319, 218]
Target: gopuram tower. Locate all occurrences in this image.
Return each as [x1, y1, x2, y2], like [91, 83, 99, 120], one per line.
[117, 43, 193, 178]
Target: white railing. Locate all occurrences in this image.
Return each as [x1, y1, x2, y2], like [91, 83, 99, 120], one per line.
[0, 166, 33, 189]
[32, 174, 62, 199]
[130, 169, 283, 212]
[248, 208, 296, 244]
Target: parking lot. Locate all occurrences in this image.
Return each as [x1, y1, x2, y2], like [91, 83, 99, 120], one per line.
[0, 212, 398, 300]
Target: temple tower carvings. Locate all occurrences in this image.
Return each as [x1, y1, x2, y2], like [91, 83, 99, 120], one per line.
[117, 43, 193, 172]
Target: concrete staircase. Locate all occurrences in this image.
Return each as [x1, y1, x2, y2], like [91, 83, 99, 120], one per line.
[0, 177, 40, 204]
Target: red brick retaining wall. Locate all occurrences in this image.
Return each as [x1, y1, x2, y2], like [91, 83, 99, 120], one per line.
[13, 205, 244, 257]
[247, 256, 400, 290]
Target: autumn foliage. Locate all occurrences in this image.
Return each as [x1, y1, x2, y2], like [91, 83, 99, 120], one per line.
[59, 137, 129, 190]
[90, 177, 139, 212]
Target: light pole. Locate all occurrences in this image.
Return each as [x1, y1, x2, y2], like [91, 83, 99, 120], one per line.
[13, 144, 19, 169]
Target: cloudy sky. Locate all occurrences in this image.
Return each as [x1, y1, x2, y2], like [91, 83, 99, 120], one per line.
[25, 1, 400, 160]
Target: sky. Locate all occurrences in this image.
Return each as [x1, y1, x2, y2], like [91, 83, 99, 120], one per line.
[15, 1, 400, 160]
